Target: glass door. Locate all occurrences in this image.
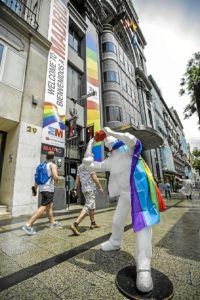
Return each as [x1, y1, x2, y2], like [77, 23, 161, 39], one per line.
[65, 160, 79, 208]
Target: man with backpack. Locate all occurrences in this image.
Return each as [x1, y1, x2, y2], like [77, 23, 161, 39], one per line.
[22, 151, 62, 235]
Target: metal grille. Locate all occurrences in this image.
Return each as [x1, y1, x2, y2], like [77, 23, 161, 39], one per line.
[1, 0, 39, 30]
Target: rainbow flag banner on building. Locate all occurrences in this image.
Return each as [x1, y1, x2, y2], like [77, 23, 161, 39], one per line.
[41, 0, 68, 157]
[86, 20, 102, 161]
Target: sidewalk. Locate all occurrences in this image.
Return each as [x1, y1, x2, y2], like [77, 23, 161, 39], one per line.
[0, 194, 200, 299]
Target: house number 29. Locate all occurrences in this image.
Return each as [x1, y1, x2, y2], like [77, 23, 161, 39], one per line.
[27, 126, 37, 134]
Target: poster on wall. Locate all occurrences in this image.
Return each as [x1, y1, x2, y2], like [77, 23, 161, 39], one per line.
[86, 18, 102, 161]
[41, 0, 69, 157]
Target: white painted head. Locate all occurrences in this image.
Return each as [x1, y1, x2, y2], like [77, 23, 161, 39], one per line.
[104, 136, 118, 151]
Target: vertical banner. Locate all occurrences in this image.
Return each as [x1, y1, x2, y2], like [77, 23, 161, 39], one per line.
[41, 0, 68, 157]
[86, 19, 102, 161]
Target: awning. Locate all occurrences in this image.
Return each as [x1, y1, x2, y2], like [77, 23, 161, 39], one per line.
[115, 124, 164, 150]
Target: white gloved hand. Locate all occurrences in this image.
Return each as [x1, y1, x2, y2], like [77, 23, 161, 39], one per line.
[89, 138, 95, 144]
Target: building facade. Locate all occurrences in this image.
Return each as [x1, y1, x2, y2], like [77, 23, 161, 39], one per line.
[0, 0, 165, 217]
[0, 0, 53, 216]
[149, 75, 192, 191]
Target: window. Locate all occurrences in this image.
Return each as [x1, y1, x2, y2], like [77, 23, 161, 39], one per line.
[140, 54, 144, 70]
[67, 65, 82, 101]
[102, 42, 117, 54]
[68, 29, 81, 55]
[148, 109, 153, 127]
[2, 47, 26, 90]
[122, 80, 127, 92]
[104, 71, 119, 83]
[119, 53, 125, 64]
[0, 44, 4, 68]
[128, 65, 133, 75]
[125, 112, 131, 124]
[127, 86, 132, 96]
[106, 106, 122, 122]
[0, 44, 5, 79]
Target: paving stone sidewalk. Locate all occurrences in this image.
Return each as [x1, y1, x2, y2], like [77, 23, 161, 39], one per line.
[0, 191, 200, 299]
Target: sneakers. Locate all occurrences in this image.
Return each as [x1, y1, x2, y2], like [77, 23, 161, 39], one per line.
[70, 224, 80, 236]
[22, 225, 36, 235]
[49, 221, 61, 228]
[90, 223, 101, 229]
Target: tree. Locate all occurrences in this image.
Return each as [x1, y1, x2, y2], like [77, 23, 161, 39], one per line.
[179, 52, 200, 124]
[192, 148, 200, 175]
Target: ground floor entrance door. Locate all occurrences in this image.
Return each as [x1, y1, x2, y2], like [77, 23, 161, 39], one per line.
[0, 131, 6, 187]
[65, 159, 79, 208]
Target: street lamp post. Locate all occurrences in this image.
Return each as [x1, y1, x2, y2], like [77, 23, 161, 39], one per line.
[69, 89, 97, 105]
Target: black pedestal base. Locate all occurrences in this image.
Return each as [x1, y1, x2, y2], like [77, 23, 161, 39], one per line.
[116, 266, 174, 299]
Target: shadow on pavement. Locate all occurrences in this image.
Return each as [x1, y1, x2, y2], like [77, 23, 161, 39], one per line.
[69, 248, 135, 275]
[156, 209, 200, 262]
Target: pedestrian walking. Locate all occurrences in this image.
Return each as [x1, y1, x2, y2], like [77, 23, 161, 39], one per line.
[70, 163, 104, 236]
[180, 176, 193, 200]
[22, 151, 62, 235]
[196, 180, 200, 197]
[163, 181, 171, 199]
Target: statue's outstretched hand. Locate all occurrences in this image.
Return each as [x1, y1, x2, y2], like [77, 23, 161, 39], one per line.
[88, 138, 95, 145]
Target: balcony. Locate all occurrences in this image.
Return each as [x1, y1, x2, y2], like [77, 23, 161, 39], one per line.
[0, 0, 39, 30]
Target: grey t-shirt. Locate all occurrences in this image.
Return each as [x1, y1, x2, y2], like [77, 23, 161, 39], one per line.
[39, 162, 54, 193]
[77, 164, 96, 193]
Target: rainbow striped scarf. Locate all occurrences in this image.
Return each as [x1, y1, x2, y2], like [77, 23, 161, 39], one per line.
[130, 139, 166, 232]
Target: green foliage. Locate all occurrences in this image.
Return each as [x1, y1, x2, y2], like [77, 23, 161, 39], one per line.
[193, 148, 200, 157]
[192, 148, 200, 174]
[179, 52, 200, 120]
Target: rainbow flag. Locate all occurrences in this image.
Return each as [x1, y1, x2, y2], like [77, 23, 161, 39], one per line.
[130, 139, 166, 232]
[86, 33, 102, 161]
[43, 102, 65, 130]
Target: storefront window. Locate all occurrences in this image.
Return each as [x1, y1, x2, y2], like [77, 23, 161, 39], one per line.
[106, 106, 122, 122]
[102, 42, 117, 54]
[103, 71, 119, 83]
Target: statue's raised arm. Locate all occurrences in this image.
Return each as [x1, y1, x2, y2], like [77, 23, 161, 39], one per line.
[102, 127, 136, 151]
[82, 138, 110, 172]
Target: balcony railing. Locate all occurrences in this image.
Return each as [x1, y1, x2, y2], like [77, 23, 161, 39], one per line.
[1, 0, 39, 30]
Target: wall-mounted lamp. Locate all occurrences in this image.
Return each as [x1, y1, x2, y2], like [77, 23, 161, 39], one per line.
[32, 95, 38, 106]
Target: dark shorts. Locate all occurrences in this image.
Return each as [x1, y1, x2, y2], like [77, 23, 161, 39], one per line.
[41, 192, 54, 206]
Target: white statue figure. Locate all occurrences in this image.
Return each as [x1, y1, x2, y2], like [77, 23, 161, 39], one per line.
[83, 127, 165, 293]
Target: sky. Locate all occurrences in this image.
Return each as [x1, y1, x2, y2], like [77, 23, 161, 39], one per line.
[133, 0, 200, 150]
